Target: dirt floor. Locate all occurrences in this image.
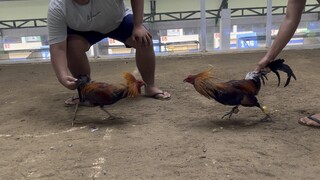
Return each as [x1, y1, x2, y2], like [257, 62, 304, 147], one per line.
[0, 48, 320, 180]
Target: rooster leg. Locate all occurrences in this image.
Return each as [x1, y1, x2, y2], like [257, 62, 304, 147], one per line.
[258, 105, 272, 122]
[72, 103, 80, 126]
[99, 107, 123, 120]
[221, 106, 239, 119]
[99, 107, 115, 120]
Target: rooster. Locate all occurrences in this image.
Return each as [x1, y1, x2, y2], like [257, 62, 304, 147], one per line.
[72, 72, 145, 126]
[183, 59, 296, 121]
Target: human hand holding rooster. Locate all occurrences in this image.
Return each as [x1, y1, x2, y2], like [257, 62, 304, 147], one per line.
[59, 75, 77, 90]
[255, 56, 272, 73]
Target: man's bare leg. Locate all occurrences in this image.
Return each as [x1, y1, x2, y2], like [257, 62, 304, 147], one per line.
[64, 35, 91, 106]
[126, 37, 171, 100]
[67, 34, 91, 77]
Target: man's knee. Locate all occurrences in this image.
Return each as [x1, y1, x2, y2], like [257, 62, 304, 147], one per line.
[125, 35, 154, 49]
[67, 35, 91, 53]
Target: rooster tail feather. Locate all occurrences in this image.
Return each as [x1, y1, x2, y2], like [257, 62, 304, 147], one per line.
[267, 59, 296, 87]
[123, 72, 139, 97]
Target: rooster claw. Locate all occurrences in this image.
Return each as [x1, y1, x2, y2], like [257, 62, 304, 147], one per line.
[221, 106, 239, 119]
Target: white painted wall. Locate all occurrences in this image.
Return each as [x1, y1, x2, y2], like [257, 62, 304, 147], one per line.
[0, 0, 50, 20]
[0, 0, 319, 20]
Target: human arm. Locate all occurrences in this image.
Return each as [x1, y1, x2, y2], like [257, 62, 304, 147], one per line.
[50, 41, 77, 90]
[47, 2, 77, 90]
[130, 0, 152, 47]
[255, 0, 306, 72]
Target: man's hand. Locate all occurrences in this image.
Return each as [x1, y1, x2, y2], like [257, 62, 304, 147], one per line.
[255, 57, 272, 73]
[132, 24, 152, 48]
[59, 75, 77, 90]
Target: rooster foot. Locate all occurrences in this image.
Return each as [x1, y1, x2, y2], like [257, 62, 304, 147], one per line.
[260, 115, 272, 122]
[221, 106, 239, 119]
[99, 107, 123, 120]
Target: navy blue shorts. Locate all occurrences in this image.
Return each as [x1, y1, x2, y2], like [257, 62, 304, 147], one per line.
[67, 14, 133, 47]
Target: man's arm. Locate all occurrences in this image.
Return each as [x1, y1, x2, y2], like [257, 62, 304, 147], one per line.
[130, 0, 152, 47]
[47, 2, 77, 90]
[50, 41, 77, 90]
[256, 0, 306, 71]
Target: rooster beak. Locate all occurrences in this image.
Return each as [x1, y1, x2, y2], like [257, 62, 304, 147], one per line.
[183, 79, 187, 83]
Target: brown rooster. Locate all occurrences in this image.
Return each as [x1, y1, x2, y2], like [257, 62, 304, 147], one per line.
[183, 59, 296, 121]
[72, 72, 145, 126]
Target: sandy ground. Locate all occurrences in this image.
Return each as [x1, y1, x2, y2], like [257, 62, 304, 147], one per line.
[0, 49, 320, 180]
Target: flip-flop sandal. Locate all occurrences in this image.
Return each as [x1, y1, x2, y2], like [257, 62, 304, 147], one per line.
[298, 114, 320, 127]
[146, 91, 171, 100]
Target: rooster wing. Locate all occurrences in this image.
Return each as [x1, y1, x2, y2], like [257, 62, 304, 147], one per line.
[197, 78, 259, 107]
[81, 82, 126, 106]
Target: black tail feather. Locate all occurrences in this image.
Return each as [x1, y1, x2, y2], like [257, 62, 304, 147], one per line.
[266, 59, 296, 87]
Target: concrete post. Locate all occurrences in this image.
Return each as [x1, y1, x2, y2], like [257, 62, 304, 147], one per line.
[200, 0, 207, 52]
[266, 0, 272, 48]
[220, 8, 231, 50]
[93, 44, 99, 59]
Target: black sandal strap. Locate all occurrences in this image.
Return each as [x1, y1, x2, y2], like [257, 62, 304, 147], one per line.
[307, 115, 320, 125]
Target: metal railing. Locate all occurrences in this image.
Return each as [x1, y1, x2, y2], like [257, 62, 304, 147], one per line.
[0, 18, 47, 29]
[144, 4, 320, 22]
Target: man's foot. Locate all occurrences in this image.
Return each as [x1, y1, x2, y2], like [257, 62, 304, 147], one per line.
[145, 87, 171, 100]
[145, 91, 171, 100]
[298, 114, 320, 127]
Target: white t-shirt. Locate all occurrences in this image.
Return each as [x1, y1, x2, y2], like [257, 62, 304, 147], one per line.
[47, 0, 132, 45]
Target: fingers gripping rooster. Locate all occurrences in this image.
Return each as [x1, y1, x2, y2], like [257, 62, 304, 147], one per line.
[183, 59, 296, 121]
[72, 72, 145, 126]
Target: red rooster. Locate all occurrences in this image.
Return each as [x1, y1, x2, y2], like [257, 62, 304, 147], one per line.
[183, 59, 296, 121]
[72, 72, 145, 126]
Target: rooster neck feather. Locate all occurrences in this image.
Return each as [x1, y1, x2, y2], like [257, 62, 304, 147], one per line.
[123, 72, 139, 97]
[193, 69, 218, 99]
[194, 69, 212, 82]
[194, 78, 218, 99]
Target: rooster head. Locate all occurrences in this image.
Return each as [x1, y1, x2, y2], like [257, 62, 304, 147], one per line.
[183, 75, 196, 84]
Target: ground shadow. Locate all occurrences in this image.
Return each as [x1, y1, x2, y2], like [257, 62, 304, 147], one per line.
[182, 116, 274, 132]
